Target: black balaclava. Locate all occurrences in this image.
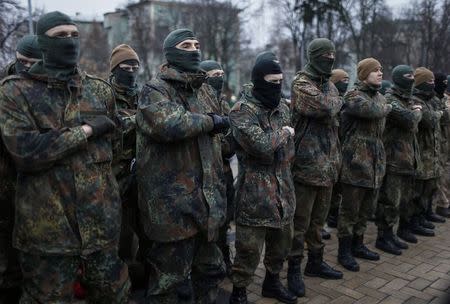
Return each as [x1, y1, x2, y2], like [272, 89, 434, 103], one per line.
[392, 65, 414, 96]
[304, 38, 335, 79]
[163, 28, 201, 73]
[112, 59, 139, 95]
[200, 60, 224, 97]
[380, 80, 393, 95]
[434, 72, 447, 98]
[35, 11, 79, 80]
[15, 35, 42, 73]
[251, 51, 283, 109]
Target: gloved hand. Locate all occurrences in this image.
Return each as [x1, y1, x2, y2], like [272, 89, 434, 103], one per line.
[208, 113, 230, 134]
[82, 115, 116, 137]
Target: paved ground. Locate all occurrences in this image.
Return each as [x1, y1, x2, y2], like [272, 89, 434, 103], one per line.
[217, 219, 450, 304]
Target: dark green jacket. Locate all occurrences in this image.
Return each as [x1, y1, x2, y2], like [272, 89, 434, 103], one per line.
[230, 90, 295, 228]
[340, 82, 390, 189]
[437, 95, 450, 163]
[290, 71, 343, 187]
[0, 68, 121, 255]
[383, 87, 422, 176]
[136, 64, 225, 242]
[412, 90, 442, 179]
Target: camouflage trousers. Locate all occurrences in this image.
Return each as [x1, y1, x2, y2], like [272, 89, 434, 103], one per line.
[218, 167, 235, 255]
[327, 183, 342, 219]
[18, 247, 130, 304]
[232, 223, 292, 288]
[338, 184, 379, 237]
[144, 233, 225, 304]
[413, 178, 439, 216]
[290, 183, 332, 258]
[376, 174, 414, 230]
[434, 161, 450, 209]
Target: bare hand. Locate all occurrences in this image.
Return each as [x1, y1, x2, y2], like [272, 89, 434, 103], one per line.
[82, 124, 93, 137]
[282, 126, 295, 136]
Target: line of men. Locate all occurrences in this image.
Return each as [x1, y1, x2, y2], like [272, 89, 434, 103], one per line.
[0, 10, 449, 304]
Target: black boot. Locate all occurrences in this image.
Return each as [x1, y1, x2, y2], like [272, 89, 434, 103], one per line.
[321, 228, 331, 240]
[397, 220, 418, 244]
[436, 206, 450, 218]
[229, 286, 247, 304]
[287, 258, 305, 297]
[410, 216, 435, 236]
[426, 204, 446, 223]
[375, 229, 402, 255]
[304, 249, 343, 280]
[419, 215, 435, 229]
[352, 234, 380, 260]
[338, 237, 359, 271]
[261, 271, 297, 304]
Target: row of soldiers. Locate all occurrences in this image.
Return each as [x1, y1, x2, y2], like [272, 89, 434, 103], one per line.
[0, 10, 449, 304]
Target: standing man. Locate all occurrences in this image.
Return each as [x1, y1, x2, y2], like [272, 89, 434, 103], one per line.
[228, 52, 297, 304]
[376, 65, 422, 253]
[1, 35, 42, 78]
[433, 72, 450, 218]
[410, 67, 444, 236]
[136, 29, 229, 303]
[0, 33, 42, 304]
[199, 60, 235, 276]
[338, 58, 388, 270]
[289, 38, 343, 297]
[330, 68, 349, 97]
[0, 11, 130, 303]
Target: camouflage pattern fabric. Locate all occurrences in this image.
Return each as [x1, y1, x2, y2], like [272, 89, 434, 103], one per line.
[290, 72, 343, 187]
[136, 64, 226, 243]
[340, 82, 390, 188]
[232, 224, 292, 288]
[0, 61, 15, 79]
[338, 184, 379, 237]
[413, 178, 439, 216]
[144, 234, 225, 303]
[434, 95, 450, 208]
[0, 68, 122, 255]
[19, 246, 129, 304]
[290, 183, 332, 258]
[412, 90, 442, 180]
[229, 90, 295, 228]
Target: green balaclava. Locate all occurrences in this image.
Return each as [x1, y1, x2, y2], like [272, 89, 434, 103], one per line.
[15, 35, 42, 73]
[35, 11, 79, 79]
[200, 60, 224, 97]
[163, 28, 201, 73]
[305, 38, 335, 79]
[392, 65, 414, 96]
[380, 80, 393, 95]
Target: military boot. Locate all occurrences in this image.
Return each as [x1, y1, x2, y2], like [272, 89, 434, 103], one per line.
[338, 237, 359, 271]
[397, 220, 417, 244]
[375, 229, 402, 255]
[410, 216, 435, 236]
[229, 286, 247, 304]
[352, 234, 380, 260]
[304, 249, 343, 280]
[436, 206, 450, 218]
[419, 214, 435, 229]
[287, 257, 305, 297]
[425, 205, 445, 223]
[261, 271, 297, 304]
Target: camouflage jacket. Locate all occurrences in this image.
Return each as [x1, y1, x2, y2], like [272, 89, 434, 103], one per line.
[290, 72, 343, 187]
[436, 95, 450, 163]
[412, 90, 442, 179]
[136, 65, 226, 242]
[0, 61, 15, 80]
[110, 83, 138, 196]
[230, 90, 295, 228]
[0, 66, 121, 255]
[340, 82, 390, 189]
[383, 87, 422, 176]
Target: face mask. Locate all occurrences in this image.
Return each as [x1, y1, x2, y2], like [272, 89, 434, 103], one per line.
[113, 68, 138, 89]
[39, 35, 79, 68]
[416, 82, 434, 93]
[334, 81, 348, 95]
[435, 80, 447, 97]
[252, 80, 282, 109]
[310, 56, 334, 77]
[165, 48, 201, 73]
[207, 76, 224, 96]
[15, 60, 28, 73]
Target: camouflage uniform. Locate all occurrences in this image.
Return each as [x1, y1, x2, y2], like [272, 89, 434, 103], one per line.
[434, 95, 450, 209]
[136, 64, 226, 303]
[0, 61, 16, 79]
[229, 90, 295, 287]
[0, 67, 130, 303]
[338, 82, 389, 238]
[412, 90, 442, 216]
[376, 86, 422, 230]
[290, 71, 342, 257]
